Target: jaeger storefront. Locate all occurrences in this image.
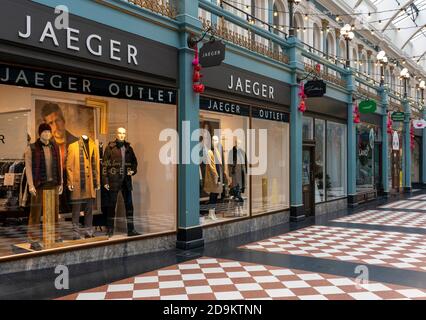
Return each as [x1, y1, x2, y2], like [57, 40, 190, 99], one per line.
[0, 0, 179, 272]
[199, 64, 291, 236]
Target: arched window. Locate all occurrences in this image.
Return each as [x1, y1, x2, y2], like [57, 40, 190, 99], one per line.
[326, 33, 335, 57]
[272, 0, 287, 36]
[313, 23, 321, 51]
[294, 12, 304, 41]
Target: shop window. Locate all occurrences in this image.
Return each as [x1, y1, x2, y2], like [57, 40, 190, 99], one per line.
[326, 121, 347, 200]
[356, 124, 375, 192]
[302, 116, 313, 140]
[412, 137, 421, 183]
[199, 109, 250, 224]
[0, 84, 177, 258]
[251, 117, 290, 215]
[314, 119, 325, 203]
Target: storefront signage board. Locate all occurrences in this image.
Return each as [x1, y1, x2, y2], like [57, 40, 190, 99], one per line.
[200, 97, 249, 116]
[359, 100, 377, 114]
[0, 0, 178, 79]
[0, 64, 177, 104]
[391, 111, 405, 121]
[252, 107, 289, 123]
[202, 64, 289, 105]
[200, 41, 226, 68]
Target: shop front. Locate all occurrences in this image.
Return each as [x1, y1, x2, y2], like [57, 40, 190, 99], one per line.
[389, 128, 403, 193]
[354, 112, 382, 203]
[301, 96, 348, 216]
[0, 0, 178, 272]
[412, 128, 422, 188]
[200, 64, 290, 236]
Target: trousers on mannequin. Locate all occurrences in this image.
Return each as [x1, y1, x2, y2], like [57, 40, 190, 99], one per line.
[106, 179, 136, 236]
[72, 198, 94, 239]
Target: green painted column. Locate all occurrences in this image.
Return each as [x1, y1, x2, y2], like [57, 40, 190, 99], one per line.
[422, 109, 426, 185]
[379, 87, 390, 196]
[403, 99, 412, 192]
[287, 36, 305, 221]
[176, 0, 204, 249]
[346, 70, 357, 207]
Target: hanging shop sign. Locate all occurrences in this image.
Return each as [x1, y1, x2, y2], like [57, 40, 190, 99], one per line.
[200, 41, 226, 68]
[252, 107, 289, 123]
[391, 111, 405, 122]
[413, 119, 426, 129]
[304, 80, 326, 98]
[392, 131, 400, 150]
[359, 100, 377, 114]
[0, 64, 177, 104]
[0, 0, 178, 79]
[200, 97, 250, 116]
[202, 64, 289, 104]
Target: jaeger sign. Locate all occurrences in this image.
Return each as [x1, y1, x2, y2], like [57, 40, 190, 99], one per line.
[0, 0, 178, 79]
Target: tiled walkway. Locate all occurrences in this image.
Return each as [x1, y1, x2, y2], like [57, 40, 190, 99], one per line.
[2, 191, 426, 300]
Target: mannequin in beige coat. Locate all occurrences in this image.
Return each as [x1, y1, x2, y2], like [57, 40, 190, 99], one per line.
[66, 135, 100, 239]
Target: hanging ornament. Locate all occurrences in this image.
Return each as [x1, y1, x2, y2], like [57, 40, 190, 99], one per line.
[387, 112, 393, 134]
[192, 45, 204, 94]
[353, 101, 360, 124]
[298, 82, 306, 112]
[410, 121, 415, 151]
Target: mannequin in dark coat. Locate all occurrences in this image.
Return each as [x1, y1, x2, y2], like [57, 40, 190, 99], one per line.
[102, 128, 139, 237]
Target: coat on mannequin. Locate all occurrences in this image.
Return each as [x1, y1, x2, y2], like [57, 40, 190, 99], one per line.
[103, 127, 140, 237]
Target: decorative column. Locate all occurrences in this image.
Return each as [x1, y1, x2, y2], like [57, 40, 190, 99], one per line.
[366, 50, 372, 76]
[379, 87, 390, 197]
[335, 28, 341, 63]
[176, 0, 204, 249]
[288, 36, 305, 221]
[346, 70, 358, 207]
[357, 44, 364, 72]
[321, 19, 329, 55]
[403, 99, 412, 192]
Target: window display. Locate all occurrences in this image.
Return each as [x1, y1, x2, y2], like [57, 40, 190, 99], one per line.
[411, 137, 421, 184]
[314, 119, 325, 203]
[0, 83, 177, 258]
[356, 124, 375, 192]
[199, 97, 290, 225]
[326, 121, 347, 200]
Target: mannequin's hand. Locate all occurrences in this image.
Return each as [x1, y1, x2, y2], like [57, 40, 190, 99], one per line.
[95, 186, 101, 191]
[127, 170, 135, 176]
[68, 185, 74, 192]
[104, 184, 110, 191]
[58, 185, 63, 195]
[29, 186, 37, 197]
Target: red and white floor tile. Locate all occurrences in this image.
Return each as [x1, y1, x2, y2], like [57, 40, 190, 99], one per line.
[379, 199, 426, 210]
[333, 209, 426, 229]
[58, 257, 426, 300]
[241, 225, 426, 272]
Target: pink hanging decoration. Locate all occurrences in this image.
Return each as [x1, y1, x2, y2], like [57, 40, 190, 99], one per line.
[192, 45, 204, 94]
[410, 121, 415, 151]
[353, 101, 360, 124]
[387, 112, 393, 134]
[298, 82, 306, 112]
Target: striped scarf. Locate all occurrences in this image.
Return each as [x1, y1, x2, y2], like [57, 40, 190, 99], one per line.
[79, 138, 97, 192]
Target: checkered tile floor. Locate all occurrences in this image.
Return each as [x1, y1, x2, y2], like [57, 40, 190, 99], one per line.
[58, 257, 426, 300]
[379, 199, 426, 210]
[333, 210, 426, 229]
[241, 225, 426, 272]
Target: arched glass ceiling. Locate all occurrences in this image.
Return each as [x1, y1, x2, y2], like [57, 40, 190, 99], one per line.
[356, 0, 426, 63]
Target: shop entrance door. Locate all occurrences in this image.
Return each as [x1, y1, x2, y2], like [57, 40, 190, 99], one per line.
[391, 150, 400, 191]
[302, 146, 315, 216]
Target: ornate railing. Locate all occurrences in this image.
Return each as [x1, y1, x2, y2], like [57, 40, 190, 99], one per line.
[304, 63, 346, 88]
[126, 0, 177, 19]
[200, 18, 289, 65]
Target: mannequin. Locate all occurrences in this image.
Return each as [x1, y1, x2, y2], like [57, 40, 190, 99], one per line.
[203, 136, 224, 220]
[66, 135, 100, 239]
[103, 127, 139, 237]
[25, 123, 63, 251]
[228, 138, 247, 202]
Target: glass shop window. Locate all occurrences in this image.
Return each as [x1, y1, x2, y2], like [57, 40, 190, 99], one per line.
[0, 84, 177, 258]
[199, 110, 250, 225]
[314, 119, 325, 203]
[251, 117, 290, 215]
[326, 121, 347, 200]
[356, 124, 375, 192]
